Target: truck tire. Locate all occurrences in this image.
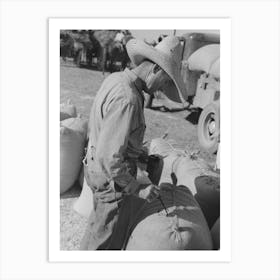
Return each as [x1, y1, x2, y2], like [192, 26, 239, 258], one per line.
[197, 103, 220, 153]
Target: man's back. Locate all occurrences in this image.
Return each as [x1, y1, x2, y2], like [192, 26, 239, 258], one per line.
[88, 70, 145, 160]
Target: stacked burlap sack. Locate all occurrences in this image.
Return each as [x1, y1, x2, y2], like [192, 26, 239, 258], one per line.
[149, 138, 220, 230]
[60, 100, 77, 121]
[74, 137, 220, 250]
[60, 100, 88, 194]
[125, 138, 220, 250]
[147, 138, 220, 249]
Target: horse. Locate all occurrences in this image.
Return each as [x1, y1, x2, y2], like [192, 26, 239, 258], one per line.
[101, 35, 133, 74]
[60, 31, 102, 67]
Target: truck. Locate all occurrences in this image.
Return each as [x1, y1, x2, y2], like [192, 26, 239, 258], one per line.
[179, 33, 220, 153]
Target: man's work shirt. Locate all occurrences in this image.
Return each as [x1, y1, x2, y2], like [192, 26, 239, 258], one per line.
[88, 68, 145, 194]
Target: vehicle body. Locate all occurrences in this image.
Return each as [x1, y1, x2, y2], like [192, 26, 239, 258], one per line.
[179, 33, 220, 153]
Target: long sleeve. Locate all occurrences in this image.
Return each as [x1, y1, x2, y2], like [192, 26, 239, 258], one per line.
[95, 99, 141, 194]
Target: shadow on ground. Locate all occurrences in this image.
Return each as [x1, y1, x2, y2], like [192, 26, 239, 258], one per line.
[150, 105, 190, 113]
[185, 108, 202, 125]
[149, 104, 202, 126]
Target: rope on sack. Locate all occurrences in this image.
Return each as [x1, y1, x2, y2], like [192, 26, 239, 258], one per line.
[156, 144, 182, 244]
[169, 215, 182, 244]
[162, 140, 211, 176]
[156, 132, 210, 176]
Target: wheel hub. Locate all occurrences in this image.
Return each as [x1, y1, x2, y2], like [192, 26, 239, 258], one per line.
[208, 120, 216, 135]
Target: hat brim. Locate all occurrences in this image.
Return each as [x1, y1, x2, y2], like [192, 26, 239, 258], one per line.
[126, 39, 188, 104]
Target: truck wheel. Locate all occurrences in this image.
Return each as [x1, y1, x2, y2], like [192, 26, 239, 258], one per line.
[197, 103, 220, 153]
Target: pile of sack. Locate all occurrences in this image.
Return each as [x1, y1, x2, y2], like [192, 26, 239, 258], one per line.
[73, 136, 220, 250]
[60, 100, 88, 194]
[125, 138, 220, 250]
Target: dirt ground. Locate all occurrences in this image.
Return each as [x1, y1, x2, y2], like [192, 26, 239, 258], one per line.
[60, 65, 216, 250]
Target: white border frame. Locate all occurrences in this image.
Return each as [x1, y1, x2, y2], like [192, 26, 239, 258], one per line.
[49, 18, 231, 262]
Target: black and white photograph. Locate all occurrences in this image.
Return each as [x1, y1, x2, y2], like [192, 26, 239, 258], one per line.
[1, 1, 280, 279]
[56, 24, 226, 254]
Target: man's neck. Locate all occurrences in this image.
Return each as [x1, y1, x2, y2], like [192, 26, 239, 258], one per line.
[131, 62, 154, 95]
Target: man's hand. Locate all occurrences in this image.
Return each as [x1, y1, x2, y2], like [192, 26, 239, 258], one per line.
[138, 184, 160, 203]
[138, 182, 174, 203]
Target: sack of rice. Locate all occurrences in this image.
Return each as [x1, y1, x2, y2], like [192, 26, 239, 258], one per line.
[61, 116, 88, 136]
[148, 138, 220, 228]
[211, 217, 220, 249]
[149, 138, 218, 194]
[126, 185, 213, 250]
[187, 44, 220, 74]
[60, 99, 77, 121]
[60, 117, 88, 194]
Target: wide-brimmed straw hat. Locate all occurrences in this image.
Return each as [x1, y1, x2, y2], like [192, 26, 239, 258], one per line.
[126, 36, 187, 104]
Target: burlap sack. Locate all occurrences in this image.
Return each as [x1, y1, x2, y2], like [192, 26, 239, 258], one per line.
[149, 138, 220, 228]
[61, 117, 88, 136]
[60, 117, 87, 194]
[149, 138, 218, 194]
[211, 217, 220, 250]
[60, 100, 77, 121]
[125, 138, 219, 250]
[187, 44, 220, 75]
[126, 186, 213, 250]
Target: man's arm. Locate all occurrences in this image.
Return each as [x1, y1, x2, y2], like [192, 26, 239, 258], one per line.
[95, 100, 140, 194]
